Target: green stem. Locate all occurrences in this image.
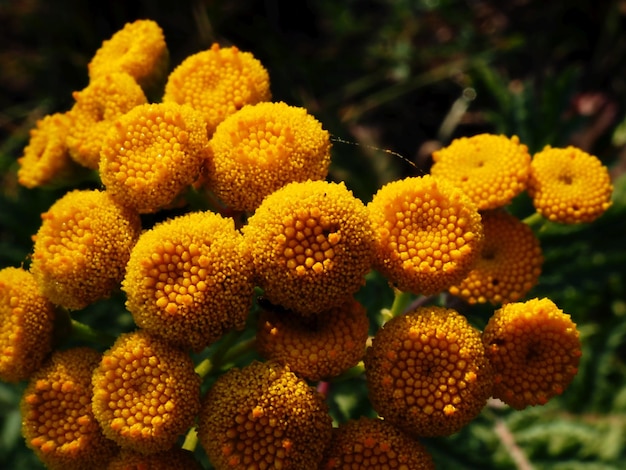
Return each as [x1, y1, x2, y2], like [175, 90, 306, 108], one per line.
[182, 426, 198, 452]
[219, 337, 257, 367]
[522, 211, 545, 229]
[389, 289, 413, 318]
[332, 361, 366, 382]
[194, 357, 213, 379]
[70, 319, 116, 347]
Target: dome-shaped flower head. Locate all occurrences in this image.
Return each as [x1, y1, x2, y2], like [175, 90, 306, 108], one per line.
[0, 267, 56, 383]
[66, 72, 147, 169]
[321, 417, 435, 470]
[197, 360, 332, 469]
[99, 102, 209, 213]
[482, 297, 581, 409]
[449, 209, 543, 305]
[527, 145, 613, 224]
[21, 347, 119, 470]
[30, 189, 142, 310]
[91, 330, 201, 454]
[256, 296, 369, 381]
[108, 448, 203, 470]
[368, 175, 484, 296]
[243, 180, 374, 316]
[163, 43, 271, 137]
[365, 306, 493, 437]
[123, 210, 254, 351]
[204, 101, 331, 212]
[431, 134, 531, 210]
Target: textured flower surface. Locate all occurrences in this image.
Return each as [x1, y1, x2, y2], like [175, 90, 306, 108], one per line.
[197, 360, 332, 470]
[449, 209, 543, 305]
[365, 306, 493, 437]
[528, 145, 613, 224]
[30, 189, 142, 310]
[107, 448, 202, 469]
[482, 298, 582, 409]
[21, 347, 119, 470]
[205, 101, 331, 212]
[430, 133, 531, 210]
[243, 180, 374, 316]
[368, 175, 484, 295]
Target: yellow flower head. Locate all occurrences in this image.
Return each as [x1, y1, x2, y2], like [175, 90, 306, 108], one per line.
[256, 297, 370, 381]
[527, 145, 613, 224]
[321, 417, 435, 470]
[243, 180, 374, 316]
[368, 175, 484, 295]
[108, 448, 202, 470]
[449, 209, 543, 305]
[197, 360, 332, 470]
[99, 102, 209, 213]
[21, 347, 119, 470]
[123, 211, 255, 351]
[205, 101, 331, 212]
[431, 134, 531, 210]
[30, 189, 142, 310]
[66, 72, 147, 169]
[482, 297, 582, 409]
[91, 330, 201, 454]
[163, 43, 271, 137]
[0, 267, 56, 383]
[365, 306, 493, 437]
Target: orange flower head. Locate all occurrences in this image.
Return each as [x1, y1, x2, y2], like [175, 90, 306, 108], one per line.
[431, 134, 531, 210]
[528, 145, 613, 224]
[123, 210, 255, 351]
[368, 175, 484, 295]
[0, 267, 56, 383]
[449, 209, 543, 305]
[91, 331, 201, 454]
[205, 101, 331, 212]
[365, 306, 493, 437]
[163, 43, 271, 137]
[30, 189, 142, 310]
[321, 417, 435, 470]
[21, 347, 119, 470]
[99, 102, 209, 213]
[243, 180, 374, 316]
[107, 448, 202, 470]
[482, 297, 582, 409]
[197, 360, 332, 470]
[256, 297, 370, 381]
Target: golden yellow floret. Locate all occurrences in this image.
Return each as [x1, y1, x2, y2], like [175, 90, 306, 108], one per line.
[91, 330, 201, 454]
[21, 347, 119, 470]
[527, 145, 613, 224]
[0, 267, 56, 383]
[368, 175, 484, 295]
[107, 448, 203, 469]
[256, 296, 370, 381]
[163, 43, 271, 137]
[365, 306, 493, 437]
[482, 297, 582, 409]
[30, 189, 142, 310]
[205, 101, 331, 212]
[243, 180, 374, 316]
[321, 417, 435, 470]
[123, 210, 255, 351]
[99, 102, 209, 213]
[197, 360, 332, 470]
[431, 134, 531, 210]
[449, 209, 543, 305]
[66, 72, 147, 169]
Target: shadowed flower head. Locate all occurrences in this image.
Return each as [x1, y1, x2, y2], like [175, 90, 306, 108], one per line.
[431, 134, 531, 210]
[91, 330, 201, 454]
[205, 101, 331, 212]
[107, 448, 203, 469]
[21, 347, 119, 470]
[449, 209, 543, 305]
[30, 189, 142, 310]
[197, 360, 332, 470]
[527, 145, 613, 224]
[243, 180, 374, 316]
[368, 175, 484, 295]
[0, 267, 56, 383]
[482, 297, 582, 409]
[123, 210, 255, 351]
[365, 306, 493, 437]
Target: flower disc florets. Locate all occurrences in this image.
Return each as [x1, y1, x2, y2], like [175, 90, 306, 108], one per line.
[108, 448, 202, 469]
